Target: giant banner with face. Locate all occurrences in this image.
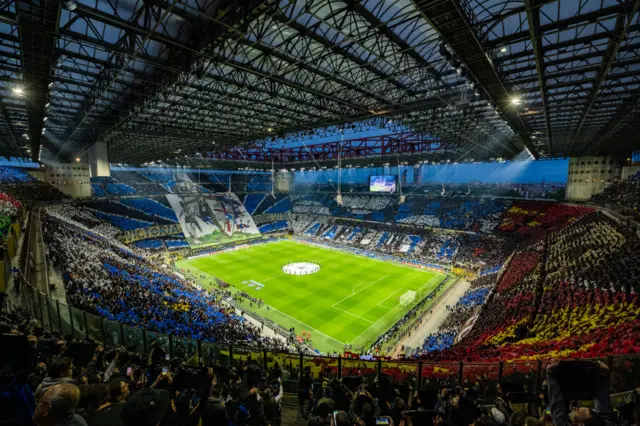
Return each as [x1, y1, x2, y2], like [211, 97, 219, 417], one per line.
[166, 191, 261, 248]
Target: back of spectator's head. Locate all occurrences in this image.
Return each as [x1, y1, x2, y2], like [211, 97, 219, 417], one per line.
[120, 389, 170, 426]
[524, 417, 544, 426]
[393, 396, 405, 411]
[230, 382, 243, 400]
[77, 384, 109, 419]
[316, 397, 334, 417]
[108, 378, 130, 402]
[511, 411, 526, 426]
[35, 383, 81, 426]
[48, 357, 73, 378]
[335, 411, 350, 426]
[582, 410, 607, 426]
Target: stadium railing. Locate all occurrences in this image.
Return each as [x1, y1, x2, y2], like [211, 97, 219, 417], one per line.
[9, 276, 640, 399]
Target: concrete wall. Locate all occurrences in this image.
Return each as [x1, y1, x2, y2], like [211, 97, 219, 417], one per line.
[88, 141, 110, 177]
[44, 162, 91, 198]
[274, 170, 294, 192]
[27, 169, 45, 182]
[565, 156, 621, 200]
[621, 165, 640, 180]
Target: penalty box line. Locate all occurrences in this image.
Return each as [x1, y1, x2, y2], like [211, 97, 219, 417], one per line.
[330, 274, 390, 326]
[348, 274, 446, 346]
[331, 274, 389, 308]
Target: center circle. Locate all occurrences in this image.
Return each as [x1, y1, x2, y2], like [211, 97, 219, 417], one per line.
[282, 262, 321, 275]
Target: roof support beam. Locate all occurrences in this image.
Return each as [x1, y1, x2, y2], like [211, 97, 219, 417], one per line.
[269, 12, 412, 93]
[411, 0, 538, 158]
[93, 1, 275, 151]
[16, 0, 60, 161]
[0, 104, 22, 155]
[485, 4, 627, 49]
[349, 1, 442, 84]
[524, 0, 552, 156]
[568, 0, 640, 153]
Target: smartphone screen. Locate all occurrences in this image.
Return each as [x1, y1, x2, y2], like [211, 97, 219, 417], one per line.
[162, 367, 168, 375]
[376, 417, 391, 426]
[165, 354, 170, 361]
[126, 367, 132, 376]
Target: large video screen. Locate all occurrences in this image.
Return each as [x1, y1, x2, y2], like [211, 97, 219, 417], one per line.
[370, 175, 397, 193]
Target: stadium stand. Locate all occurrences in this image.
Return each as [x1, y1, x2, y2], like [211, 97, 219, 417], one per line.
[119, 198, 178, 222]
[592, 170, 640, 210]
[258, 220, 288, 234]
[7, 0, 640, 422]
[0, 167, 69, 205]
[2, 178, 639, 426]
[89, 210, 154, 230]
[0, 166, 36, 183]
[0, 191, 21, 238]
[263, 196, 292, 214]
[132, 239, 164, 250]
[243, 193, 266, 215]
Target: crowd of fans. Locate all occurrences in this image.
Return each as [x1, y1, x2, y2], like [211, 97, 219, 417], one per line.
[291, 216, 510, 273]
[591, 170, 640, 210]
[422, 211, 640, 363]
[5, 303, 639, 426]
[41, 208, 290, 352]
[419, 274, 497, 354]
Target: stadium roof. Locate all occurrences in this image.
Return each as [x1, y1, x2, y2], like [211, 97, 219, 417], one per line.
[1, 0, 639, 164]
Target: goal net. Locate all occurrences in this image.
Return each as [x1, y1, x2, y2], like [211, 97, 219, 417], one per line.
[399, 290, 416, 306]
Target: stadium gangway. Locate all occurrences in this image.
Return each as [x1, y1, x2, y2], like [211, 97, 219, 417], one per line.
[9, 279, 640, 398]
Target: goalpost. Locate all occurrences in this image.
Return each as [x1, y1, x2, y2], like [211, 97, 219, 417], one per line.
[399, 290, 416, 306]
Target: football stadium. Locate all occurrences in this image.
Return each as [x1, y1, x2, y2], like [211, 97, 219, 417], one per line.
[2, 0, 640, 425]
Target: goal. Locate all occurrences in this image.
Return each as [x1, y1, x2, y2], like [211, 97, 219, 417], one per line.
[399, 290, 416, 306]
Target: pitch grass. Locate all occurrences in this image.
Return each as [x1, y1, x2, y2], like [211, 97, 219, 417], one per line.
[176, 239, 448, 354]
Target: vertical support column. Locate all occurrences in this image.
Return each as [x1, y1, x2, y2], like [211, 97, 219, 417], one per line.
[498, 362, 504, 383]
[88, 141, 111, 177]
[263, 349, 268, 371]
[299, 352, 304, 378]
[119, 324, 125, 346]
[337, 356, 342, 380]
[68, 304, 74, 335]
[229, 345, 234, 368]
[56, 300, 62, 332]
[458, 362, 464, 386]
[46, 298, 53, 331]
[100, 318, 106, 345]
[83, 312, 89, 340]
[534, 361, 543, 396]
[36, 292, 44, 323]
[417, 362, 423, 391]
[168, 335, 173, 358]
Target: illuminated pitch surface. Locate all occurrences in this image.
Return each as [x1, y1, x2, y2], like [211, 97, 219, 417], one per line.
[176, 240, 447, 353]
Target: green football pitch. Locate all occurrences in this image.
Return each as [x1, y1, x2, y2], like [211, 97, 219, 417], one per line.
[176, 239, 448, 354]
